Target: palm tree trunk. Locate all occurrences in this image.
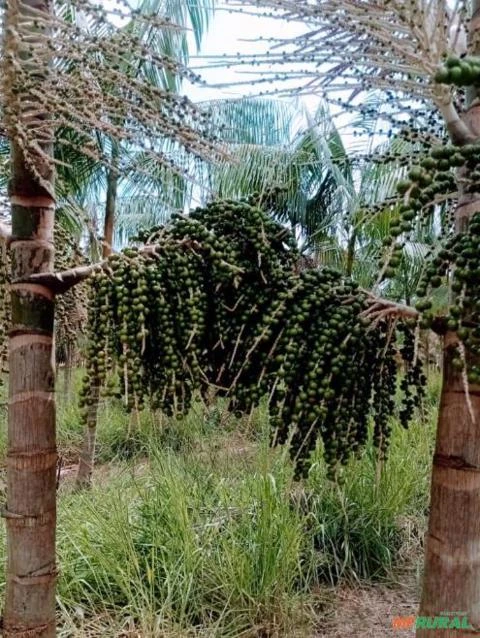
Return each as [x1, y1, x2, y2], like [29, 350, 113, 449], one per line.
[63, 343, 73, 399]
[102, 145, 119, 259]
[76, 385, 100, 488]
[2, 0, 57, 635]
[346, 228, 356, 277]
[4, 156, 56, 638]
[419, 195, 480, 637]
[418, 4, 480, 633]
[419, 337, 480, 636]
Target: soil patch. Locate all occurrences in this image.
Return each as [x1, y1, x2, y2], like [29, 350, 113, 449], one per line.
[315, 569, 420, 637]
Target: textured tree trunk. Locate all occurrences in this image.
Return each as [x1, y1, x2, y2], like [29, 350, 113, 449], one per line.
[419, 337, 480, 637]
[62, 344, 73, 399]
[418, 4, 480, 634]
[102, 147, 119, 259]
[345, 228, 357, 277]
[3, 72, 57, 638]
[2, 1, 58, 633]
[75, 385, 100, 488]
[4, 154, 56, 638]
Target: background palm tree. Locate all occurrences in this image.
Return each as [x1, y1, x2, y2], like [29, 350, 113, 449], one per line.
[57, 0, 216, 257]
[195, 95, 438, 305]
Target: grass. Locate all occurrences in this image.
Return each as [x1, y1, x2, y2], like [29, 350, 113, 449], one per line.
[0, 370, 438, 636]
[306, 415, 434, 584]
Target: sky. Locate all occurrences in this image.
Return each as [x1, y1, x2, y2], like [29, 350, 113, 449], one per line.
[105, 0, 358, 145]
[186, 5, 322, 114]
[184, 5, 362, 150]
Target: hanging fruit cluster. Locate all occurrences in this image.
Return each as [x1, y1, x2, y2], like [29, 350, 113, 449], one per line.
[372, 55, 480, 390]
[232, 267, 420, 479]
[434, 55, 480, 87]
[397, 324, 425, 427]
[81, 198, 425, 477]
[414, 211, 480, 383]
[80, 198, 296, 414]
[376, 137, 480, 288]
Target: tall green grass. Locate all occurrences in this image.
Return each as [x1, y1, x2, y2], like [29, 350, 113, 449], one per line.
[0, 374, 438, 636]
[56, 449, 312, 636]
[305, 413, 434, 584]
